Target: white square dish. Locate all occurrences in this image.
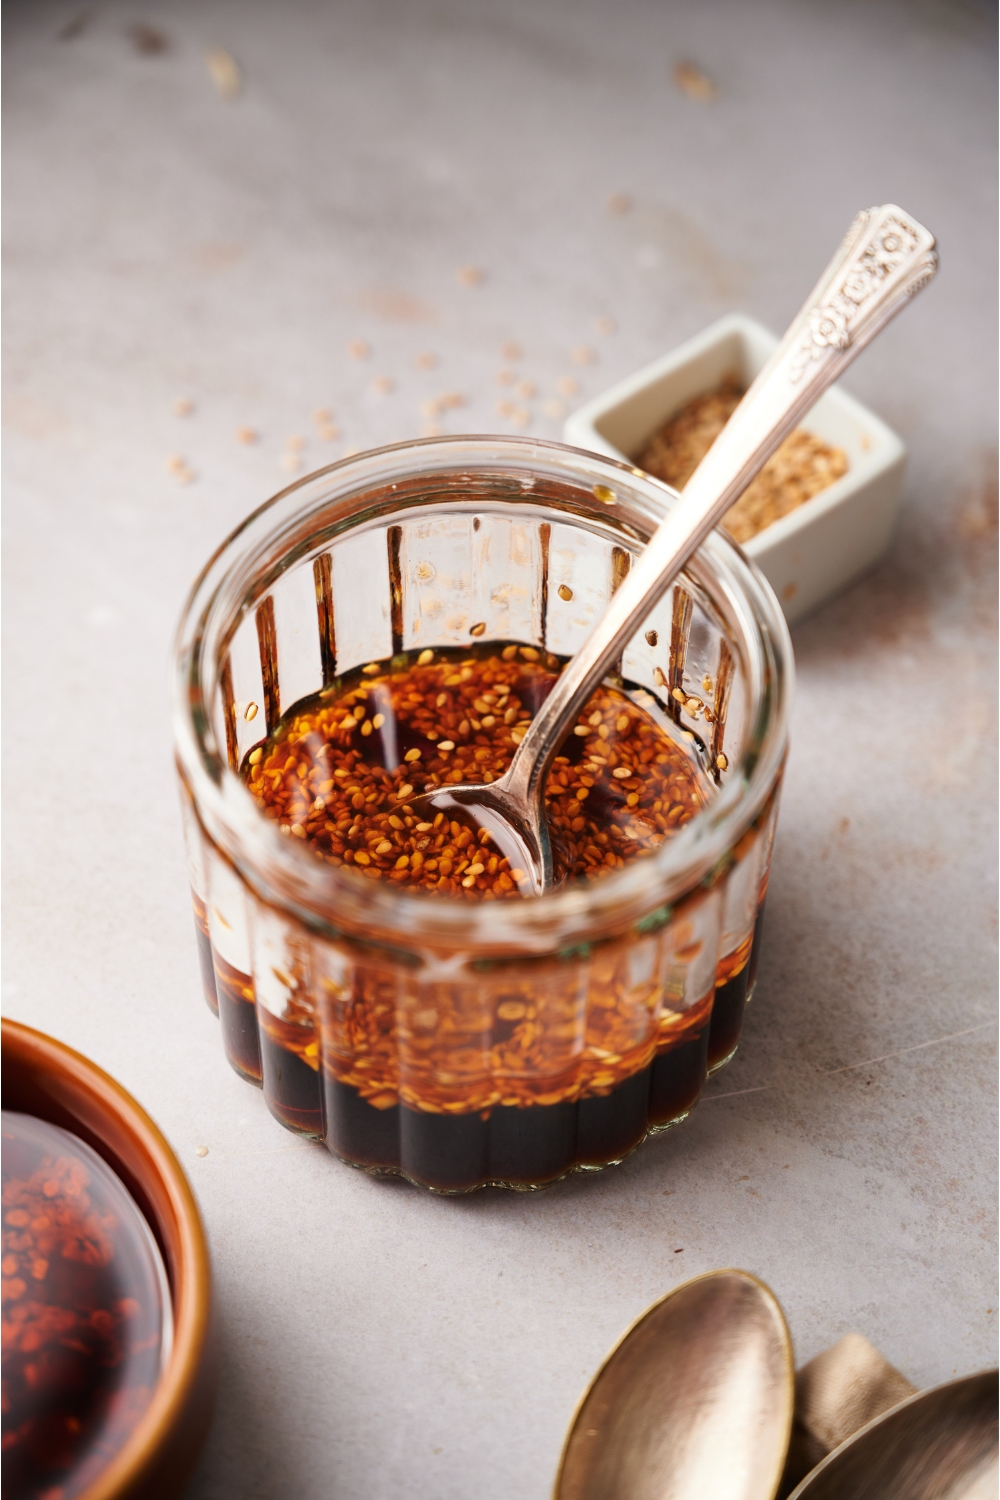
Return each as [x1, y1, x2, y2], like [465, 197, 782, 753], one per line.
[563, 313, 906, 623]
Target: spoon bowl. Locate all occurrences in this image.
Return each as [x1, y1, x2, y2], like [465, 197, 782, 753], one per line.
[555, 1269, 794, 1500]
[787, 1369, 999, 1500]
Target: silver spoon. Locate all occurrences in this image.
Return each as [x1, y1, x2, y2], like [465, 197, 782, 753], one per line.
[408, 205, 937, 892]
[787, 1368, 998, 1500]
[554, 1268, 795, 1500]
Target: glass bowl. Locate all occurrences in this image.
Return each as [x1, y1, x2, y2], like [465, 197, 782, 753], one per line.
[172, 437, 792, 1193]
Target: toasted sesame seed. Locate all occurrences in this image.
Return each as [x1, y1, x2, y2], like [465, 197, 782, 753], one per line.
[248, 748, 262, 764]
[716, 753, 728, 771]
[558, 584, 574, 601]
[592, 484, 615, 504]
[372, 713, 385, 729]
[437, 740, 455, 751]
[244, 702, 258, 721]
[396, 784, 414, 799]
[470, 622, 486, 637]
[417, 649, 435, 665]
[404, 748, 421, 762]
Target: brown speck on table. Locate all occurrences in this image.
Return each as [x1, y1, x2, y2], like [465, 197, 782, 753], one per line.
[348, 339, 371, 360]
[286, 434, 305, 451]
[674, 1247, 684, 1253]
[206, 48, 242, 100]
[542, 398, 564, 419]
[281, 453, 303, 473]
[312, 407, 332, 425]
[174, 397, 195, 417]
[557, 375, 581, 396]
[236, 426, 258, 445]
[422, 422, 443, 437]
[414, 351, 438, 369]
[59, 10, 93, 41]
[372, 375, 395, 394]
[673, 61, 717, 101]
[128, 22, 170, 54]
[571, 345, 596, 365]
[595, 315, 617, 336]
[456, 264, 485, 287]
[509, 406, 530, 428]
[607, 191, 632, 215]
[501, 342, 523, 361]
[516, 379, 536, 399]
[782, 582, 798, 600]
[496, 368, 515, 386]
[319, 422, 340, 441]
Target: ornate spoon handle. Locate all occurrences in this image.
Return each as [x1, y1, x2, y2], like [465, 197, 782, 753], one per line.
[509, 204, 937, 806]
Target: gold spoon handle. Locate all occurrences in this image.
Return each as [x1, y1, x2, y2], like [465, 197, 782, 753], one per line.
[506, 205, 937, 809]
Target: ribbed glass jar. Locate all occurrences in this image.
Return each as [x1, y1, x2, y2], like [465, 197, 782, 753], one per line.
[173, 437, 792, 1192]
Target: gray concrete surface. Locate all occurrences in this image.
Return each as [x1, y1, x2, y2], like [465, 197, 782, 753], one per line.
[3, 2, 996, 1496]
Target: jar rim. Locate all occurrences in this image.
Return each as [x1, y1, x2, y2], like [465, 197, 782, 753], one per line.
[172, 435, 793, 954]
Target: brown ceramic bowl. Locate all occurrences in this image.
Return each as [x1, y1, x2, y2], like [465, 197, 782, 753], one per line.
[1, 1017, 218, 1500]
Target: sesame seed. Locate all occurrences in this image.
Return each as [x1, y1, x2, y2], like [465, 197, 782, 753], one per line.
[244, 702, 258, 721]
[558, 584, 573, 601]
[417, 649, 435, 665]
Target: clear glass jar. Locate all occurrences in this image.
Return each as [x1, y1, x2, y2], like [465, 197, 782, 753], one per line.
[173, 437, 792, 1192]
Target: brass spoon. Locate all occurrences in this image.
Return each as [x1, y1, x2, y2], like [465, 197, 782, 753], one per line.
[787, 1369, 998, 1500]
[554, 1269, 795, 1500]
[407, 205, 937, 892]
